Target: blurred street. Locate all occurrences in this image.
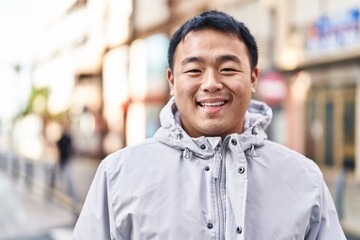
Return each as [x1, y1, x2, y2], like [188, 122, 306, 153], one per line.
[323, 168, 360, 240]
[0, 154, 99, 240]
[0, 0, 359, 239]
[0, 171, 73, 240]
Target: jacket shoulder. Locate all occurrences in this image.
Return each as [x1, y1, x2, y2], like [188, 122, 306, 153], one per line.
[103, 137, 158, 162]
[100, 137, 175, 180]
[246, 140, 345, 239]
[258, 140, 324, 185]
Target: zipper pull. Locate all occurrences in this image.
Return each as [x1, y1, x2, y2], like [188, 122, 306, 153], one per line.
[213, 147, 222, 179]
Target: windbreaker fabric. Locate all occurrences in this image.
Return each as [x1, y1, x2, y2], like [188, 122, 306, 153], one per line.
[72, 98, 346, 240]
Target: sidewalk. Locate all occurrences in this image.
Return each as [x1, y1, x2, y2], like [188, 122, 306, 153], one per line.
[0, 153, 100, 240]
[322, 167, 360, 239]
[0, 169, 74, 240]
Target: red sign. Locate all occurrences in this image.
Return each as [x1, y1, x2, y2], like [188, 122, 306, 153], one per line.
[257, 71, 287, 106]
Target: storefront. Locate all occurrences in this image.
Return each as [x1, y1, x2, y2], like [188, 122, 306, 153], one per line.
[286, 7, 360, 181]
[304, 62, 358, 171]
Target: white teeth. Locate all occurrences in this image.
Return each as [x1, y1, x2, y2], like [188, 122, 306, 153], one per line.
[200, 101, 225, 108]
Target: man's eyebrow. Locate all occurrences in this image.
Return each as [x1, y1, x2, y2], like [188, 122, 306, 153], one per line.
[181, 56, 205, 65]
[216, 55, 241, 63]
[180, 55, 241, 65]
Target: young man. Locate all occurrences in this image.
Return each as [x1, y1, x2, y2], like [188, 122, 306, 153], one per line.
[73, 10, 346, 239]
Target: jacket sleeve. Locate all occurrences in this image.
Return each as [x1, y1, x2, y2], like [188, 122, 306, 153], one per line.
[72, 160, 123, 240]
[306, 176, 347, 240]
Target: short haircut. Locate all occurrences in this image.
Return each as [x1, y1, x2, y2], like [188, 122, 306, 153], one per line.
[167, 10, 258, 72]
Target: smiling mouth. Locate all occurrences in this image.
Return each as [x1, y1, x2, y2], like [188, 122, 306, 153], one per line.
[198, 101, 226, 108]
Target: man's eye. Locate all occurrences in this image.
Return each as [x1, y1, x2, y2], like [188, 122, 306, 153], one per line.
[222, 68, 236, 72]
[186, 69, 201, 74]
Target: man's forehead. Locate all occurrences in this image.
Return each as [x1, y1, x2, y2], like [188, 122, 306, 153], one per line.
[175, 30, 248, 63]
[181, 29, 238, 42]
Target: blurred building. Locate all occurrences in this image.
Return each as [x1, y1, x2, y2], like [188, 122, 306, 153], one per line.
[276, 0, 360, 183]
[23, 0, 360, 182]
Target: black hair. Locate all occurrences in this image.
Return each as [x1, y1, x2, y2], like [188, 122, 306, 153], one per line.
[167, 10, 258, 72]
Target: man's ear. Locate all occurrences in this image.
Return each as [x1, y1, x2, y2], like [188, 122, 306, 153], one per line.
[167, 68, 175, 96]
[251, 67, 258, 93]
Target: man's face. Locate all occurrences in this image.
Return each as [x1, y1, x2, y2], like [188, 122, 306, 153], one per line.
[167, 29, 258, 138]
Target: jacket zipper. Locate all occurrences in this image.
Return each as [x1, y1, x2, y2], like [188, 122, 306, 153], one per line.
[215, 146, 225, 240]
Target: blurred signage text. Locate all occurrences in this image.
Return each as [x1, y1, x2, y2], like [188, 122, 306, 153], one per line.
[305, 8, 359, 54]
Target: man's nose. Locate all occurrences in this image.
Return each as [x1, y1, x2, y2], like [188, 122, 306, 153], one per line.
[201, 71, 223, 93]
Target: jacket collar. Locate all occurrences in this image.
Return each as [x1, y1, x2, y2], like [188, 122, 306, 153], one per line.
[154, 97, 272, 158]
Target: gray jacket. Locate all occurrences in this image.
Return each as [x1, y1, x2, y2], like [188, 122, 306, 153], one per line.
[73, 98, 346, 240]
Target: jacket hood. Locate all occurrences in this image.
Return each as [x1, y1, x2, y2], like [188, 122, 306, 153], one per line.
[154, 97, 272, 158]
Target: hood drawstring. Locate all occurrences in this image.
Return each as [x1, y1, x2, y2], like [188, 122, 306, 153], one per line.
[251, 144, 260, 158]
[251, 126, 260, 157]
[183, 148, 191, 159]
[251, 126, 258, 135]
[175, 128, 182, 140]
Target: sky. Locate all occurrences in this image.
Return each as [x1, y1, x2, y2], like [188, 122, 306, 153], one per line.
[0, 0, 75, 121]
[0, 0, 75, 64]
